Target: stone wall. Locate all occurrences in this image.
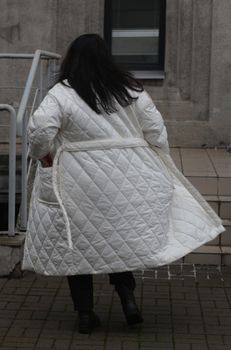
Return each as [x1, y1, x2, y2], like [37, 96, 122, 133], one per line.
[0, 0, 230, 146]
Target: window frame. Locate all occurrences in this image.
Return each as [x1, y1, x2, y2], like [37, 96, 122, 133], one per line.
[104, 0, 166, 73]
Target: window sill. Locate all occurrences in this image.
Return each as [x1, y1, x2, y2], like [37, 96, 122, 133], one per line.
[130, 70, 165, 80]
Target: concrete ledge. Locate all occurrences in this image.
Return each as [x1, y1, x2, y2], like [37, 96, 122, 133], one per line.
[0, 233, 25, 246]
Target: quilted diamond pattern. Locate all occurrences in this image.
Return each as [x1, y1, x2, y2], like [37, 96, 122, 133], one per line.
[60, 147, 172, 262]
[22, 142, 224, 276]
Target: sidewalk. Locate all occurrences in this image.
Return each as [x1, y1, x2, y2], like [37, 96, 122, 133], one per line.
[0, 265, 231, 350]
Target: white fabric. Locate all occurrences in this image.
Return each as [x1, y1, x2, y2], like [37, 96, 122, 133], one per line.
[22, 82, 225, 275]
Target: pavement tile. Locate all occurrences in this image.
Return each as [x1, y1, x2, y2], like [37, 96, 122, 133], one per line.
[35, 338, 55, 349]
[1, 338, 37, 349]
[173, 324, 189, 333]
[223, 335, 231, 344]
[188, 324, 205, 334]
[0, 310, 17, 319]
[52, 339, 72, 349]
[0, 319, 12, 327]
[140, 346, 173, 350]
[7, 327, 25, 337]
[0, 266, 231, 350]
[191, 345, 208, 350]
[15, 310, 33, 319]
[206, 326, 231, 335]
[174, 345, 191, 350]
[23, 328, 42, 337]
[207, 334, 224, 345]
[209, 347, 231, 350]
[39, 329, 73, 339]
[0, 279, 7, 288]
[173, 334, 207, 344]
[218, 317, 231, 325]
[11, 319, 43, 328]
[122, 341, 139, 350]
[70, 346, 103, 350]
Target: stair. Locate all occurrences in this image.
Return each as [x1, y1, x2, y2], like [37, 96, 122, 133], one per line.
[0, 144, 22, 231]
[170, 148, 231, 265]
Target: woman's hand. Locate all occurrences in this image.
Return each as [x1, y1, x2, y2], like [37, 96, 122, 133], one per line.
[39, 153, 53, 168]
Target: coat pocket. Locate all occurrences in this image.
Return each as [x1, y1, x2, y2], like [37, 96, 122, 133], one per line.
[37, 163, 58, 204]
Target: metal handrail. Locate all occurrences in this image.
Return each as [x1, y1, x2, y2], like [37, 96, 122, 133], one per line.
[19, 50, 61, 230]
[0, 52, 61, 59]
[0, 50, 61, 232]
[0, 105, 16, 235]
[15, 50, 61, 136]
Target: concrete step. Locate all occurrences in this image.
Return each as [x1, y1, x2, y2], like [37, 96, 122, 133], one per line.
[205, 219, 231, 247]
[220, 220, 231, 246]
[0, 145, 22, 193]
[0, 233, 25, 246]
[183, 245, 231, 266]
[182, 212, 231, 266]
[204, 195, 231, 220]
[170, 148, 231, 196]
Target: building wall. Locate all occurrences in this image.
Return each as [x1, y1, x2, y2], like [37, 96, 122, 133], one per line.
[0, 0, 230, 147]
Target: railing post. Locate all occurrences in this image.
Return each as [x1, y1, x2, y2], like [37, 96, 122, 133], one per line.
[39, 60, 44, 103]
[0, 105, 16, 235]
[20, 110, 29, 231]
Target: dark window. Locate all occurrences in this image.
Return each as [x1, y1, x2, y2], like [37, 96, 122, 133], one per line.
[104, 0, 166, 71]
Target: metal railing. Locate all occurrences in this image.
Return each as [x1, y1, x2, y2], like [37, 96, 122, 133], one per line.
[0, 50, 61, 234]
[0, 105, 16, 235]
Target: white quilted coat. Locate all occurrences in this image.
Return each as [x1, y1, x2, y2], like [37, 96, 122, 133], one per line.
[22, 81, 224, 275]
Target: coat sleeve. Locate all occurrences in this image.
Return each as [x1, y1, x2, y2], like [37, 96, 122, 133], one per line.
[27, 92, 62, 159]
[135, 90, 169, 154]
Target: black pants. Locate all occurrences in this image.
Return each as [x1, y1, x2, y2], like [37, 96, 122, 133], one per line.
[67, 272, 136, 312]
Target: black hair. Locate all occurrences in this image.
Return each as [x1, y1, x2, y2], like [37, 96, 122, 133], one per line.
[58, 33, 143, 114]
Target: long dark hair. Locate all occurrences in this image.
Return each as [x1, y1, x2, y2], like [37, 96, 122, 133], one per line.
[58, 34, 143, 114]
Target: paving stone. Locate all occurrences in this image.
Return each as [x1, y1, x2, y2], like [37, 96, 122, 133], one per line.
[191, 345, 208, 350]
[123, 341, 139, 350]
[173, 324, 189, 333]
[0, 319, 12, 327]
[36, 338, 55, 350]
[156, 334, 173, 342]
[174, 345, 191, 350]
[218, 317, 231, 325]
[31, 311, 49, 320]
[15, 310, 33, 319]
[1, 338, 37, 349]
[23, 328, 42, 337]
[209, 347, 231, 350]
[6, 302, 23, 310]
[188, 324, 205, 334]
[70, 346, 103, 350]
[173, 334, 207, 344]
[140, 343, 173, 349]
[12, 319, 43, 328]
[207, 334, 224, 344]
[223, 336, 231, 344]
[7, 327, 25, 337]
[204, 325, 231, 335]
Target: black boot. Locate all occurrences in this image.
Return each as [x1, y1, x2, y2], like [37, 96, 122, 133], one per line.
[116, 285, 143, 325]
[78, 311, 101, 334]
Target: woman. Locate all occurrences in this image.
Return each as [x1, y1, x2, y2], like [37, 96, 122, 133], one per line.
[22, 34, 224, 334]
